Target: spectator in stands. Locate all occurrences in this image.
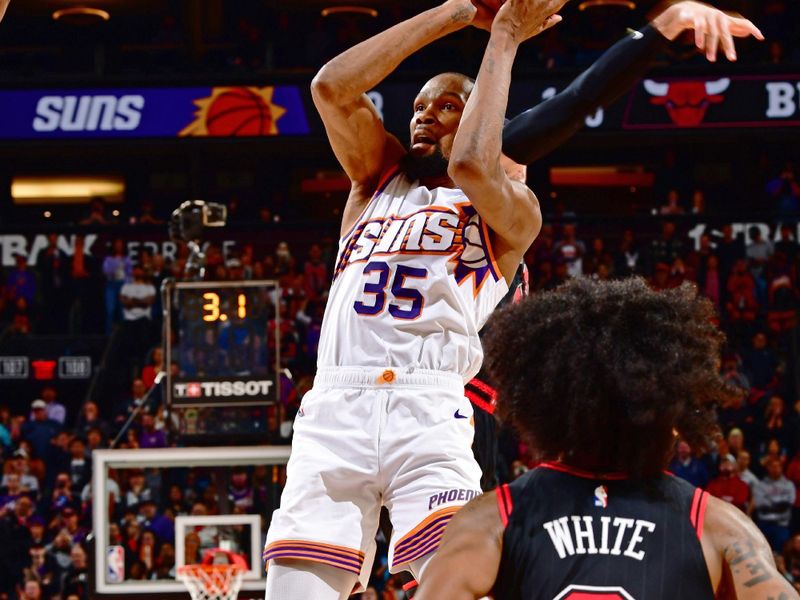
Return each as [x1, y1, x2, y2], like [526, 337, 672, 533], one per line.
[6, 254, 37, 305]
[74, 401, 111, 440]
[766, 259, 797, 333]
[26, 544, 58, 598]
[0, 413, 11, 456]
[753, 457, 796, 550]
[39, 234, 71, 333]
[737, 450, 760, 491]
[59, 542, 88, 598]
[103, 239, 132, 332]
[18, 579, 42, 600]
[726, 259, 759, 330]
[715, 224, 746, 282]
[69, 234, 104, 335]
[649, 221, 684, 270]
[31, 386, 66, 426]
[303, 243, 328, 301]
[766, 163, 800, 213]
[122, 470, 154, 512]
[0, 473, 24, 513]
[22, 400, 61, 461]
[659, 189, 685, 215]
[698, 254, 722, 308]
[0, 494, 34, 597]
[2, 448, 39, 496]
[786, 450, 800, 531]
[120, 266, 157, 371]
[690, 189, 706, 215]
[50, 473, 78, 516]
[747, 226, 774, 280]
[114, 378, 149, 427]
[60, 507, 87, 544]
[669, 440, 709, 488]
[141, 347, 163, 389]
[706, 456, 751, 512]
[138, 414, 167, 449]
[554, 224, 585, 278]
[45, 432, 71, 489]
[613, 229, 642, 277]
[744, 331, 779, 391]
[760, 395, 792, 452]
[67, 438, 90, 492]
[79, 197, 110, 226]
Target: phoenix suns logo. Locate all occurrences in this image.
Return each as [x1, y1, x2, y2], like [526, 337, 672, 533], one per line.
[180, 86, 286, 137]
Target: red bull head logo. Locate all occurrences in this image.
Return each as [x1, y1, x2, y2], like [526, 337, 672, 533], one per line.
[643, 78, 730, 127]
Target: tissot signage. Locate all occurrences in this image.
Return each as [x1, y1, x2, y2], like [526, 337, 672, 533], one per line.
[172, 376, 276, 407]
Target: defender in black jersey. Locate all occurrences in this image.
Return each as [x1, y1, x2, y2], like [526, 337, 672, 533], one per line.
[417, 279, 798, 600]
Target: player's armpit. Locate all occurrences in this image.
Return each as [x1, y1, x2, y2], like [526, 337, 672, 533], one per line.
[415, 491, 503, 600]
[704, 496, 799, 599]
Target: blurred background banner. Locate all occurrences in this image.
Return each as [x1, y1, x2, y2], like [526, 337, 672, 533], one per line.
[0, 85, 310, 139]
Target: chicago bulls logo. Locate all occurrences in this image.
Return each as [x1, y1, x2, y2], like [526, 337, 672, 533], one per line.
[643, 78, 730, 127]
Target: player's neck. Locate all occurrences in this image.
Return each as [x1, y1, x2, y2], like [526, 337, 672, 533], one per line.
[418, 173, 455, 189]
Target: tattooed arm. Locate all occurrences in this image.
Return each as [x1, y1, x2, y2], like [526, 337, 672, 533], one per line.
[703, 495, 799, 599]
[448, 0, 566, 282]
[312, 0, 481, 236]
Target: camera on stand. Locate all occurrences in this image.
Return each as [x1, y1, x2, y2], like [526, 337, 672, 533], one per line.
[169, 200, 227, 281]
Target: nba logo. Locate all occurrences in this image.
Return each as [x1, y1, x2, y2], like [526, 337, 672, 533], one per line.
[107, 545, 125, 582]
[594, 485, 608, 508]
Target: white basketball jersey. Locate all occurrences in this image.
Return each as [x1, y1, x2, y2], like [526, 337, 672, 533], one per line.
[316, 166, 509, 382]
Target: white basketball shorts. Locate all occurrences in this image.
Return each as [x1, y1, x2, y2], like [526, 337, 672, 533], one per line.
[263, 366, 482, 590]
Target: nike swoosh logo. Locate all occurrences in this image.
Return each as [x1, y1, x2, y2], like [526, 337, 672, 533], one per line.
[627, 28, 644, 40]
[454, 410, 468, 419]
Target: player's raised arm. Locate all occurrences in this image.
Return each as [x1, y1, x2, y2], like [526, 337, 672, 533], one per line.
[311, 0, 481, 193]
[448, 0, 565, 280]
[415, 492, 504, 600]
[502, 0, 764, 165]
[704, 495, 800, 599]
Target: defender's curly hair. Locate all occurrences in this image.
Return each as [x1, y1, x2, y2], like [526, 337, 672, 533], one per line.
[483, 277, 730, 479]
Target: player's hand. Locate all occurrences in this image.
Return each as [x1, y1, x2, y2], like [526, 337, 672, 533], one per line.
[492, 0, 567, 45]
[652, 1, 764, 62]
[0, 0, 10, 23]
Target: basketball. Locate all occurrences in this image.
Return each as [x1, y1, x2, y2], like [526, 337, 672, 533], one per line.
[476, 0, 505, 12]
[206, 88, 274, 137]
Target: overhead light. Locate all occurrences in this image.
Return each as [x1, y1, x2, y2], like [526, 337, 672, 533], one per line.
[52, 7, 111, 24]
[578, 0, 636, 10]
[12, 175, 124, 204]
[321, 6, 379, 18]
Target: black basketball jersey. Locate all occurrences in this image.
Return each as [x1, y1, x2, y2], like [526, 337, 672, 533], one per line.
[493, 463, 715, 600]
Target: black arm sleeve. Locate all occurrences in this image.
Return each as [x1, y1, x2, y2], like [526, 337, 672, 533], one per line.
[502, 24, 669, 165]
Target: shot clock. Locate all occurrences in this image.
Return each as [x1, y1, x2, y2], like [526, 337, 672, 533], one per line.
[164, 279, 282, 443]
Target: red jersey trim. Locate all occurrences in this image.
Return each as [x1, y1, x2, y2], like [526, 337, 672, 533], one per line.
[403, 580, 419, 592]
[496, 484, 513, 527]
[690, 488, 709, 539]
[466, 389, 495, 415]
[538, 461, 629, 481]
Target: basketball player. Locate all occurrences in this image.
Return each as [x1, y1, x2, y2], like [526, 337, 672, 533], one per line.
[416, 279, 799, 600]
[263, 1, 566, 598]
[467, 0, 764, 493]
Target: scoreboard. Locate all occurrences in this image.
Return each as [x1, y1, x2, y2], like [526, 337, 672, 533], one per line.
[164, 280, 281, 441]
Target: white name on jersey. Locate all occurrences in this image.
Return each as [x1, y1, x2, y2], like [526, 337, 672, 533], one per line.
[543, 516, 656, 561]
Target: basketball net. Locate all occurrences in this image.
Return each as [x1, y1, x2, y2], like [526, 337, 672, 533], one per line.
[177, 564, 245, 600]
